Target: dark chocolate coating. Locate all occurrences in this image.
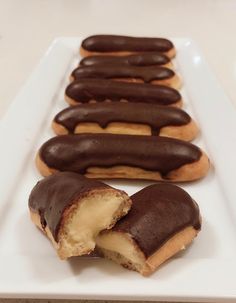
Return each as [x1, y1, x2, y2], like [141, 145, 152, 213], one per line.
[39, 134, 201, 178]
[113, 184, 201, 257]
[81, 35, 174, 52]
[29, 172, 109, 241]
[65, 79, 181, 106]
[54, 102, 190, 135]
[80, 53, 170, 67]
[71, 65, 175, 83]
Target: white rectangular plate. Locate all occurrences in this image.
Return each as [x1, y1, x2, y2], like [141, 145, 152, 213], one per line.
[1, 38, 236, 302]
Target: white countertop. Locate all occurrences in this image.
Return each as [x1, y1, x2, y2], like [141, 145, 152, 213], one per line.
[0, 0, 235, 302]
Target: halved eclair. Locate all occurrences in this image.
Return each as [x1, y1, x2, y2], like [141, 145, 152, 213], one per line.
[80, 35, 176, 59]
[65, 79, 182, 107]
[96, 183, 201, 276]
[79, 52, 173, 69]
[52, 102, 198, 141]
[36, 134, 210, 182]
[70, 65, 181, 89]
[28, 172, 132, 259]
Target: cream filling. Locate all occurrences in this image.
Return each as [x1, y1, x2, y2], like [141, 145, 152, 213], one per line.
[96, 232, 145, 267]
[61, 191, 128, 256]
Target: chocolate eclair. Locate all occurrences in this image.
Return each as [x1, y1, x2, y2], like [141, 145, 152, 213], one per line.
[28, 172, 131, 259]
[79, 53, 173, 69]
[80, 35, 175, 58]
[36, 134, 210, 182]
[65, 79, 182, 107]
[52, 102, 198, 141]
[96, 183, 201, 276]
[70, 65, 181, 89]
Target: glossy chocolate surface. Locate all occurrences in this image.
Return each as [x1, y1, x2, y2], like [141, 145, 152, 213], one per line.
[65, 79, 181, 105]
[81, 35, 174, 52]
[54, 102, 190, 135]
[80, 53, 170, 67]
[113, 183, 201, 257]
[29, 172, 109, 241]
[79, 52, 170, 66]
[39, 134, 201, 177]
[71, 65, 174, 83]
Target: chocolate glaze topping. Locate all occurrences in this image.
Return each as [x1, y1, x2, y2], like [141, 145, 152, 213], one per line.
[71, 65, 175, 83]
[81, 35, 174, 52]
[80, 53, 170, 67]
[29, 172, 109, 241]
[113, 184, 201, 257]
[54, 102, 190, 135]
[65, 79, 181, 105]
[39, 134, 201, 177]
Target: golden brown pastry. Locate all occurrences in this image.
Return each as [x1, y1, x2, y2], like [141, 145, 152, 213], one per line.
[79, 53, 173, 69]
[52, 102, 198, 141]
[65, 79, 183, 107]
[96, 183, 201, 276]
[36, 134, 210, 182]
[28, 172, 131, 259]
[80, 35, 176, 58]
[70, 65, 181, 89]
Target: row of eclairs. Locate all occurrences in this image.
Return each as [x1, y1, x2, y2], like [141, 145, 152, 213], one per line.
[28, 35, 210, 276]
